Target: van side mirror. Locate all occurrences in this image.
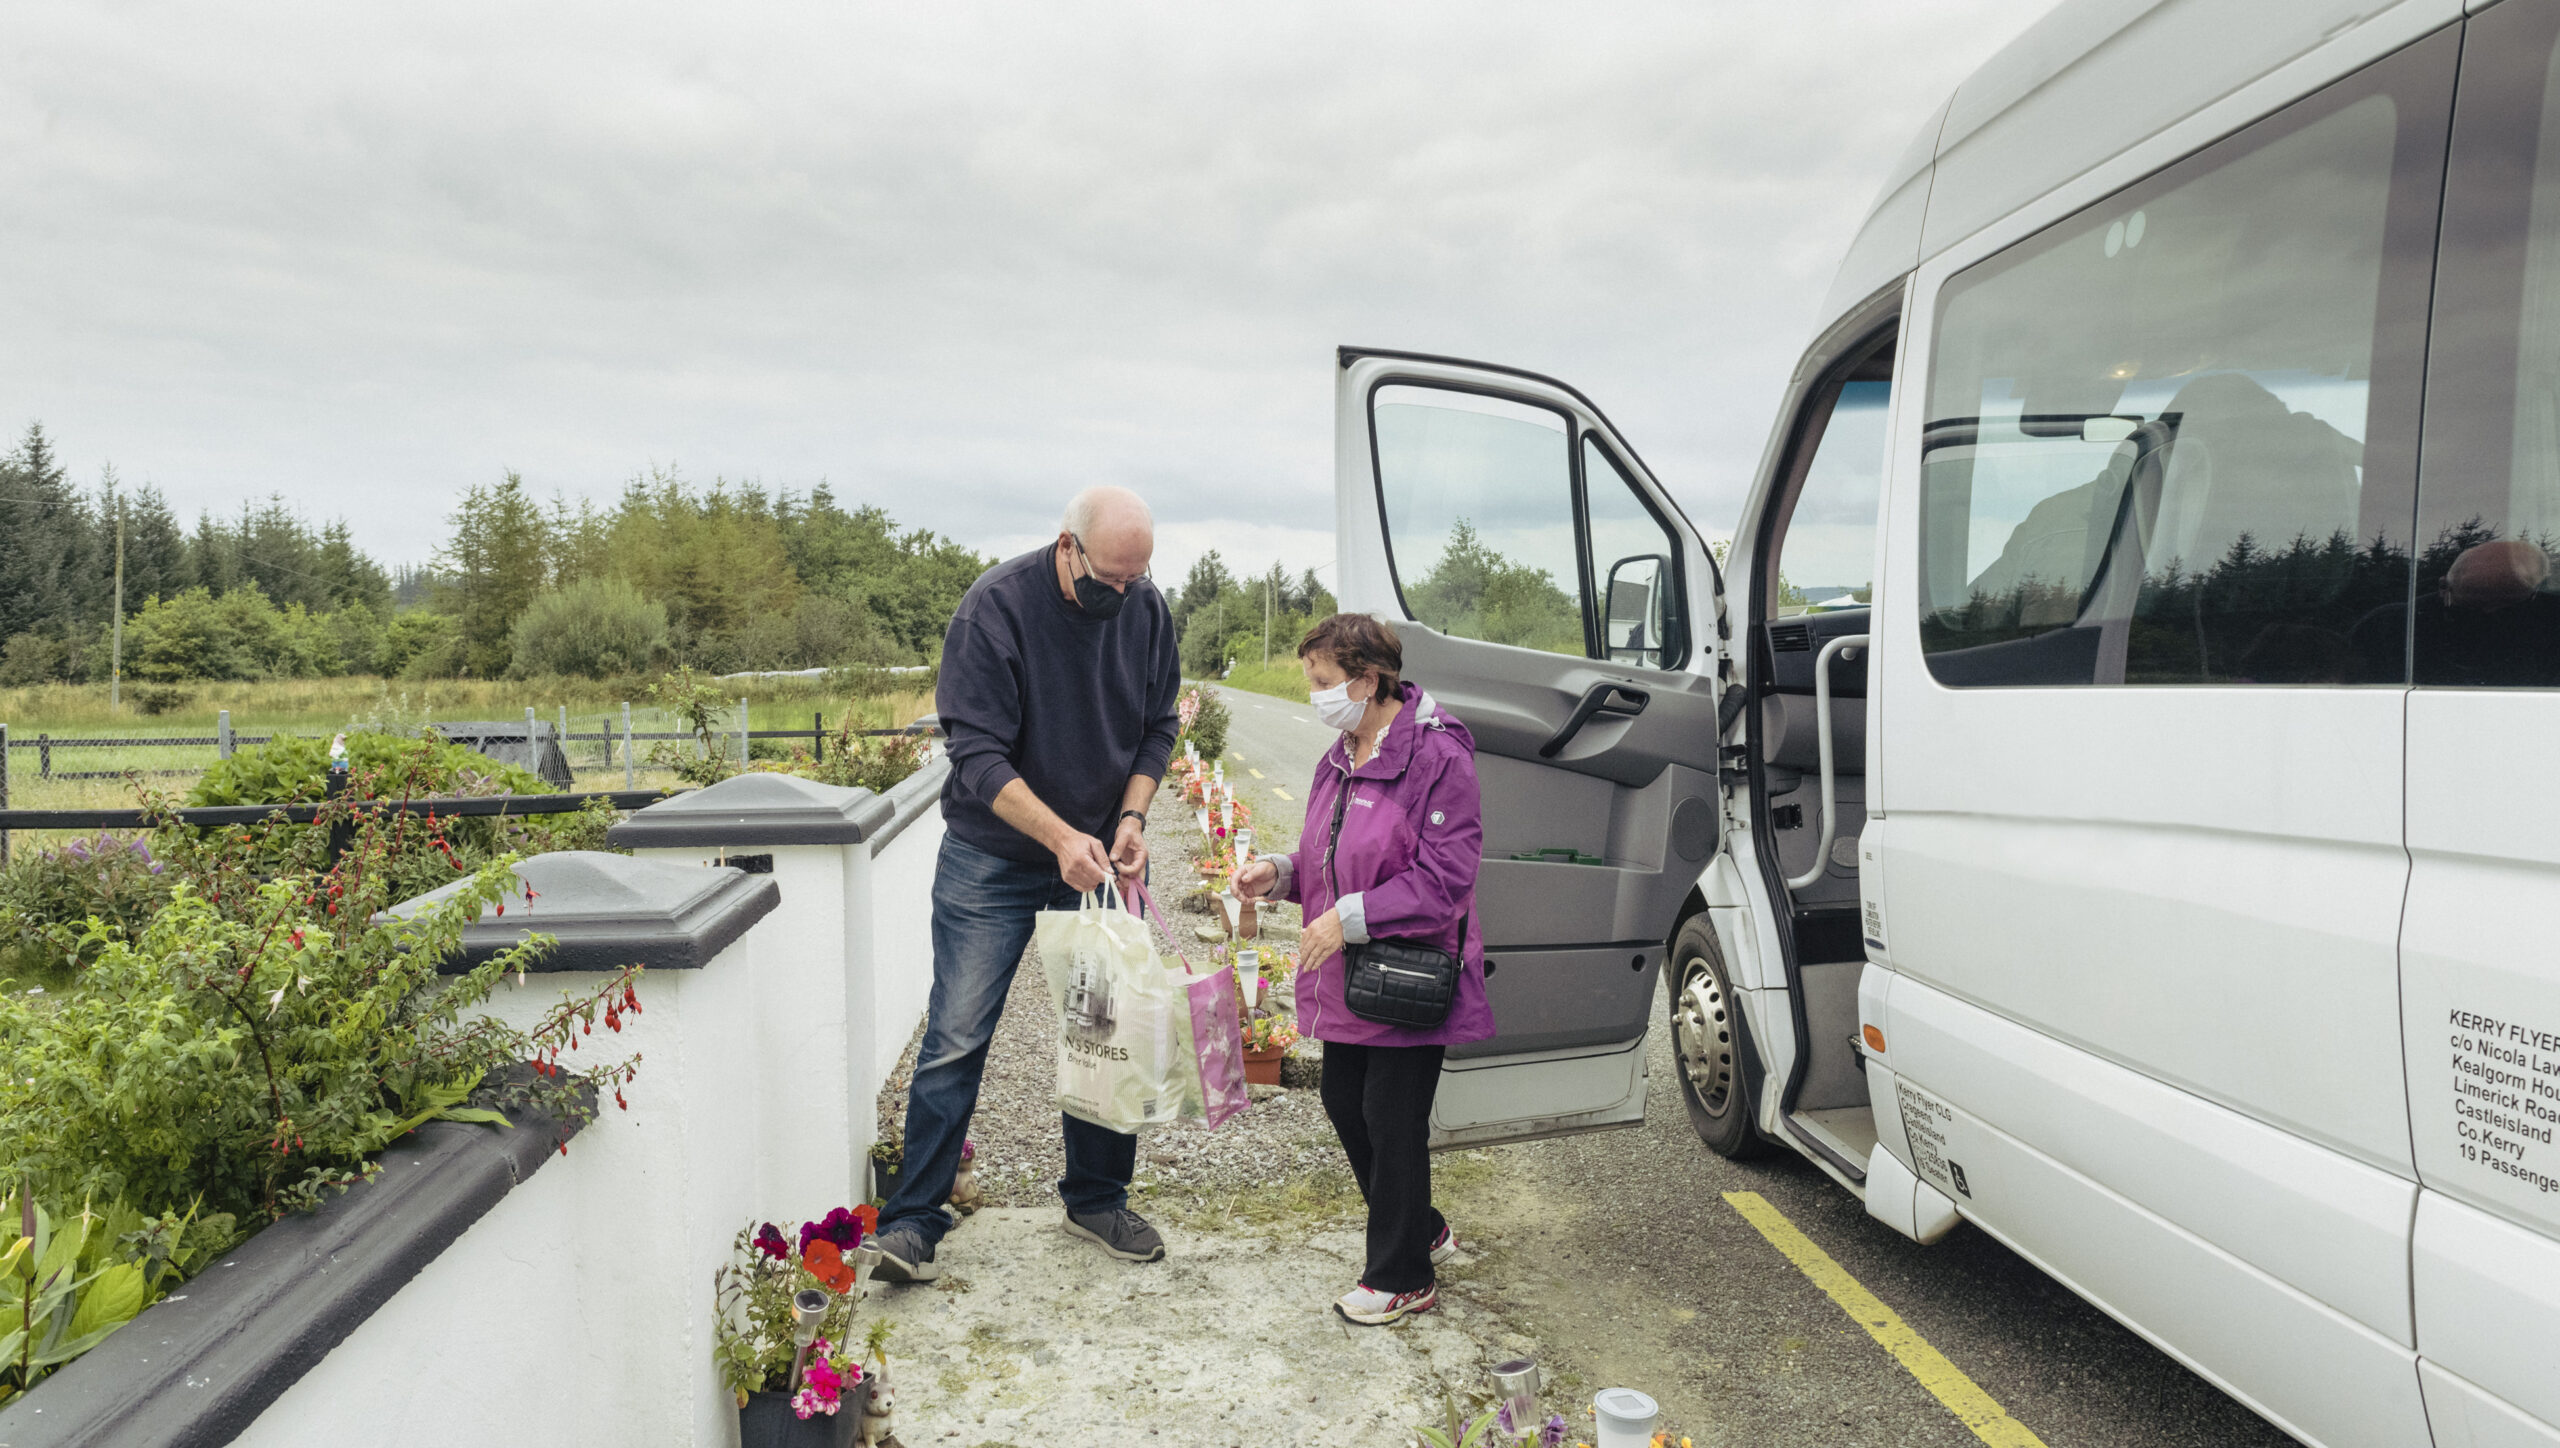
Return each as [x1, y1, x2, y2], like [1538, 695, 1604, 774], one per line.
[1604, 554, 1673, 667]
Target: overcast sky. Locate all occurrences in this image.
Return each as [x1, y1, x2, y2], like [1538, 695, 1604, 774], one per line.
[3, 2, 2049, 588]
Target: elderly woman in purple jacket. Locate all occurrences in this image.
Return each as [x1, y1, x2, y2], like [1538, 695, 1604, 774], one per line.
[1235, 613, 1494, 1325]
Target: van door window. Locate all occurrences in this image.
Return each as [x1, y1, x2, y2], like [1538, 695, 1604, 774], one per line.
[1372, 384, 1585, 657]
[1582, 438, 1687, 669]
[1369, 382, 1691, 666]
[1914, 50, 2446, 686]
[2412, 4, 2560, 687]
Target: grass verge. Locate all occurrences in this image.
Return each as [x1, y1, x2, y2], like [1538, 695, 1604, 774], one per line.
[1214, 660, 1309, 703]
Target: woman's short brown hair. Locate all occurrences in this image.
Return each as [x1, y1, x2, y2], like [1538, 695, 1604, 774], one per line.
[1297, 612, 1402, 694]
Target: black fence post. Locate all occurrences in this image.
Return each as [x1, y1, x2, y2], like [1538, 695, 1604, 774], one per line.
[1, 722, 10, 868]
[814, 712, 825, 763]
[325, 757, 355, 869]
[38, 733, 49, 781]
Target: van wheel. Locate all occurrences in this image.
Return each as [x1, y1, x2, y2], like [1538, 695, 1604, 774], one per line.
[1670, 914, 1768, 1159]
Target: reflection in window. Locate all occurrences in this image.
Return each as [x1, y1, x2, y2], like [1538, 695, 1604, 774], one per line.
[1374, 385, 1585, 656]
[2413, 10, 2560, 687]
[1919, 86, 2420, 686]
[1584, 440, 1684, 668]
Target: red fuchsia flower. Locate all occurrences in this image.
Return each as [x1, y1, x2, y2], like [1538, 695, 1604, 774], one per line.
[752, 1223, 791, 1261]
[960, 1138, 976, 1163]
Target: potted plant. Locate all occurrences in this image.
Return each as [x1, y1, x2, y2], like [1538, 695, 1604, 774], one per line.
[1241, 1013, 1299, 1086]
[714, 1208, 881, 1447]
[868, 1132, 902, 1200]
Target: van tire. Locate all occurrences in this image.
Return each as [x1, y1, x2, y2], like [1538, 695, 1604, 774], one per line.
[1670, 913, 1769, 1159]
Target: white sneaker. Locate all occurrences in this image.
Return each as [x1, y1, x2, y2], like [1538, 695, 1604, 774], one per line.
[1429, 1223, 1460, 1266]
[1335, 1281, 1437, 1326]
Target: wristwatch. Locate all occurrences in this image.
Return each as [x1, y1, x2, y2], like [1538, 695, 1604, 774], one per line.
[1118, 809, 1148, 833]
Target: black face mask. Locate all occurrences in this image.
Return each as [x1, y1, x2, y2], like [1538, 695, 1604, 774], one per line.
[1066, 540, 1131, 619]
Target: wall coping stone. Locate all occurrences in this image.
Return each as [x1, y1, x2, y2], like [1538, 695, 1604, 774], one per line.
[0, 1093, 590, 1448]
[868, 754, 950, 857]
[381, 850, 778, 973]
[606, 771, 892, 848]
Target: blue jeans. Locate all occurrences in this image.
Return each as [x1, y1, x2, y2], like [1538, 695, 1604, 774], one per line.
[880, 833, 1139, 1248]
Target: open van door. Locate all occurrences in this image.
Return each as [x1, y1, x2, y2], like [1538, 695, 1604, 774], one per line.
[1333, 348, 1729, 1148]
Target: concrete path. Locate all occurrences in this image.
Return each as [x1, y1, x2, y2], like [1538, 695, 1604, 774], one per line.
[866, 1209, 1525, 1447]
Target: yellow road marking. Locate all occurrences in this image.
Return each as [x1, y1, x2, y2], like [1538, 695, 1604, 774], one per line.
[1273, 787, 1291, 801]
[1723, 1191, 2046, 1448]
[1249, 768, 1266, 779]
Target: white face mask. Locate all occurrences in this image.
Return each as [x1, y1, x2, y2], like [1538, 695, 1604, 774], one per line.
[1311, 678, 1370, 732]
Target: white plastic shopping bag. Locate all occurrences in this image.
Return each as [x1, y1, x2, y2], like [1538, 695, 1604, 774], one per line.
[1036, 883, 1190, 1134]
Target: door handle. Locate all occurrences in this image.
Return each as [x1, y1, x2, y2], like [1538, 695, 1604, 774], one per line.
[1785, 634, 1867, 890]
[1538, 682, 1651, 759]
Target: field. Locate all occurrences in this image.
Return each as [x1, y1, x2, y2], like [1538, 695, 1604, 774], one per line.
[0, 674, 936, 841]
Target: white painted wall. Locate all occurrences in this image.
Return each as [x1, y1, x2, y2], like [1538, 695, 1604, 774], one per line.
[232, 798, 948, 1447]
[865, 801, 944, 1136]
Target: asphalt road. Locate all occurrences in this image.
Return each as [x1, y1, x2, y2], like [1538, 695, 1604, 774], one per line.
[1208, 680, 2297, 1448]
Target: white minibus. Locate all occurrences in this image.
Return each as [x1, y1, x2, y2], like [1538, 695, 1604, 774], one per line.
[1338, 2, 2560, 1444]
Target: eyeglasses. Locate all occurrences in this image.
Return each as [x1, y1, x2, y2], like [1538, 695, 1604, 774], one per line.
[1071, 534, 1151, 591]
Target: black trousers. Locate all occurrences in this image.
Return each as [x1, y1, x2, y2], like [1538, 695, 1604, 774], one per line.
[1319, 1040, 1448, 1294]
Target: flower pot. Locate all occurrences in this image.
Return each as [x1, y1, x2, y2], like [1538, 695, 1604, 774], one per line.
[739, 1389, 859, 1448]
[1242, 1043, 1285, 1086]
[870, 1158, 901, 1201]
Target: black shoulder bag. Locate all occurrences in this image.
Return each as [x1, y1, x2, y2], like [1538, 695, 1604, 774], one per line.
[1323, 771, 1463, 1029]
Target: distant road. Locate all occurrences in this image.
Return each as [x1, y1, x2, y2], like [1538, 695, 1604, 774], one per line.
[1195, 680, 1330, 854]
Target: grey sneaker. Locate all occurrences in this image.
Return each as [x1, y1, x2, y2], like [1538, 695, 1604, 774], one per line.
[1060, 1205, 1166, 1263]
[869, 1222, 941, 1283]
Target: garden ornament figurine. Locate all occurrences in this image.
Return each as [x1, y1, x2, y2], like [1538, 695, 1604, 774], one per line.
[946, 1139, 983, 1217]
[855, 1358, 900, 1447]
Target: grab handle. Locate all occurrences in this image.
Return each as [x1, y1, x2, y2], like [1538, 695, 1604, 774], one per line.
[1784, 633, 1867, 892]
[1538, 682, 1650, 759]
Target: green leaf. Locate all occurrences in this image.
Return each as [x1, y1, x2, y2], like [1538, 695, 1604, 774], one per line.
[30, 1315, 138, 1368]
[65, 1261, 147, 1342]
[33, 1211, 82, 1290]
[1414, 1432, 1455, 1448]
[435, 1107, 510, 1127]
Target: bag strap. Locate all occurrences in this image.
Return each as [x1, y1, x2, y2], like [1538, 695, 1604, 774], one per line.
[1119, 877, 1197, 974]
[1320, 764, 1477, 959]
[1322, 764, 1352, 904]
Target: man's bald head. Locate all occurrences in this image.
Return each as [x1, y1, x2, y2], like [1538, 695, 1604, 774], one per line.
[1060, 486, 1155, 588]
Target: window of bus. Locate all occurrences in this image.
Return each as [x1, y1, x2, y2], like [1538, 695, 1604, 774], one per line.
[2413, 0, 2560, 688]
[1914, 37, 2452, 686]
[1372, 384, 1586, 657]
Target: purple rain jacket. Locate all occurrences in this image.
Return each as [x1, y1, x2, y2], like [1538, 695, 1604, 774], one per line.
[1265, 682, 1496, 1049]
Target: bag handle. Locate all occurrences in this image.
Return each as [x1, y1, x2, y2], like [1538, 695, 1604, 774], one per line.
[1118, 877, 1197, 974]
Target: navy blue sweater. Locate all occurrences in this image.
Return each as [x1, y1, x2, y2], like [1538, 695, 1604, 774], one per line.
[936, 545, 1181, 863]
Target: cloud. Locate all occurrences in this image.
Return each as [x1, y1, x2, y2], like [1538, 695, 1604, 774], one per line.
[0, 0, 2045, 587]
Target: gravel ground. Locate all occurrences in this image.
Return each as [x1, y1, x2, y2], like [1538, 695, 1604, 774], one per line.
[874, 772, 1336, 1215]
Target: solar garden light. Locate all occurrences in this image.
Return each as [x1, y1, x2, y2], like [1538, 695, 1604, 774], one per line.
[1592, 1387, 1660, 1448]
[1490, 1359, 1540, 1439]
[850, 1243, 884, 1299]
[786, 1287, 831, 1390]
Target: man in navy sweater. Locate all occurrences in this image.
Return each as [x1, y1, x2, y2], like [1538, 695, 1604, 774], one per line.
[872, 485, 1181, 1282]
